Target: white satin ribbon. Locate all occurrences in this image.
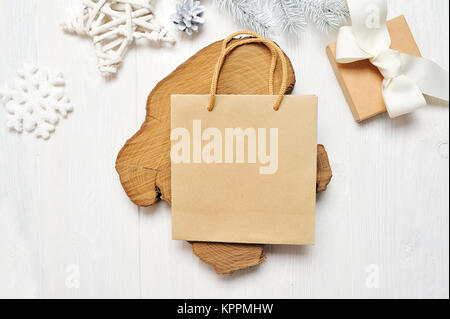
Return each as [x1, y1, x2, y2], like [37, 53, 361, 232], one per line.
[336, 0, 449, 118]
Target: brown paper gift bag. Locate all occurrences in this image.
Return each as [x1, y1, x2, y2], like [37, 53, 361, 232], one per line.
[171, 32, 318, 245]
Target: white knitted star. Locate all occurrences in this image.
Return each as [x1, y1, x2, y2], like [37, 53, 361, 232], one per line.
[62, 0, 175, 76]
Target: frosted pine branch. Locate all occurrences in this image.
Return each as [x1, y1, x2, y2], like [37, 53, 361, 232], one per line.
[272, 0, 306, 33]
[215, 0, 272, 37]
[303, 0, 349, 32]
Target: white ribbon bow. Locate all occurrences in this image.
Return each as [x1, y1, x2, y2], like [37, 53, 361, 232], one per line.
[336, 0, 449, 118]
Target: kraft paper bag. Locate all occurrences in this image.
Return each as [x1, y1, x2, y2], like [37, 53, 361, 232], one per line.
[170, 94, 318, 245]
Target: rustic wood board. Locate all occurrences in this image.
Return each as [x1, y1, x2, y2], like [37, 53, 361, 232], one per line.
[116, 38, 332, 274]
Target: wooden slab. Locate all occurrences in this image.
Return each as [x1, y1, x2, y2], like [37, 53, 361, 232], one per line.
[116, 38, 332, 274]
[317, 145, 332, 192]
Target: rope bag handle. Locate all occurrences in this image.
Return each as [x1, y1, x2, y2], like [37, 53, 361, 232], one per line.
[208, 31, 289, 112]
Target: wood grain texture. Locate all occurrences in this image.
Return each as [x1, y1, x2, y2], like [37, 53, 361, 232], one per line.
[0, 0, 448, 298]
[317, 145, 332, 192]
[191, 242, 266, 275]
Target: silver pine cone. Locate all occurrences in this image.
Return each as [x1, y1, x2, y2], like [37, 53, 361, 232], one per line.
[172, 0, 206, 35]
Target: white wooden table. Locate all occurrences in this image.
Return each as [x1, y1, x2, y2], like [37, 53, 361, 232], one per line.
[0, 0, 448, 299]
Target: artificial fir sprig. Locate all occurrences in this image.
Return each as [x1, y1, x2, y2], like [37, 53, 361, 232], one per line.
[303, 0, 349, 32]
[273, 0, 306, 33]
[216, 0, 349, 35]
[215, 0, 273, 37]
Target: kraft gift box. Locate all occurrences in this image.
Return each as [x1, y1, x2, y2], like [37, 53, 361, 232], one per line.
[326, 15, 422, 122]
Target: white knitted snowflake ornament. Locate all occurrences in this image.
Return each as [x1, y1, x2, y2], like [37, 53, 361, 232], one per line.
[172, 0, 206, 35]
[61, 0, 175, 76]
[0, 65, 73, 140]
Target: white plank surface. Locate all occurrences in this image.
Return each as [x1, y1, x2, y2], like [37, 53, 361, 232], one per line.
[0, 0, 448, 299]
